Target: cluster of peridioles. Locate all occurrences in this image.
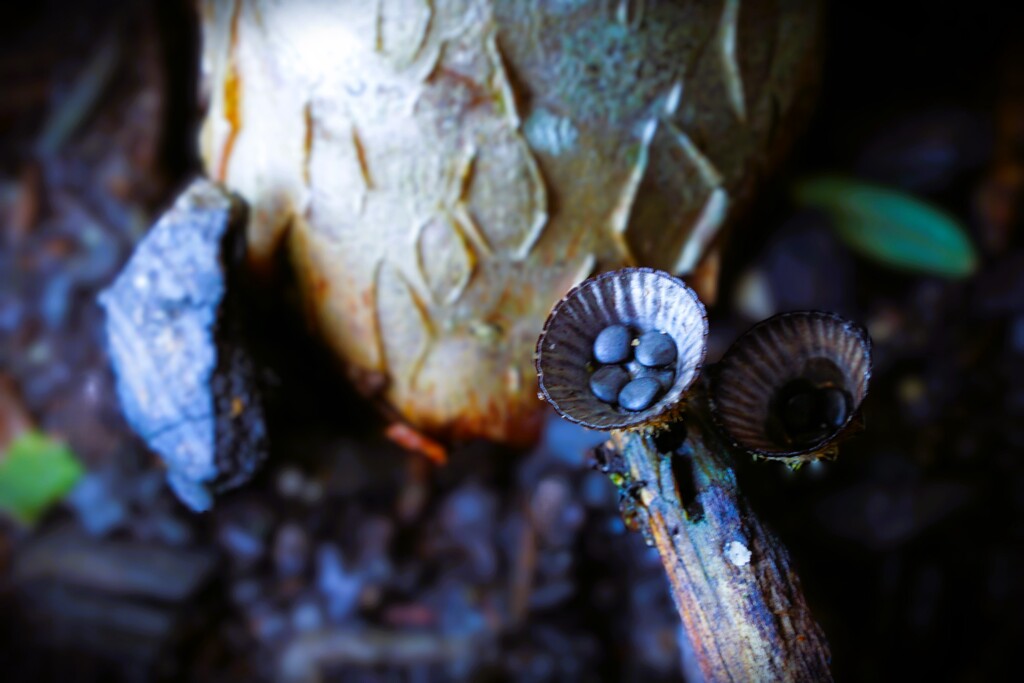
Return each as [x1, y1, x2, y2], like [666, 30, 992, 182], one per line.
[535, 268, 872, 465]
[589, 324, 678, 412]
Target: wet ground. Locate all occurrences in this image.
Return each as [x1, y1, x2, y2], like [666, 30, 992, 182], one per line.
[1, 1, 1023, 681]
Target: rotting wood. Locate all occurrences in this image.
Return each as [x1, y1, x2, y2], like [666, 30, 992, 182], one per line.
[597, 404, 832, 682]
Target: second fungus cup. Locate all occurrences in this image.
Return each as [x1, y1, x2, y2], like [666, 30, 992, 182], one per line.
[710, 311, 872, 459]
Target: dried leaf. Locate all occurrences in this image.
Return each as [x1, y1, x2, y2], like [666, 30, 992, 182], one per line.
[35, 36, 121, 156]
[794, 176, 978, 277]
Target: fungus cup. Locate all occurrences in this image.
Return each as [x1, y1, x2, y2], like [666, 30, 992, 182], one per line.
[710, 311, 872, 461]
[535, 268, 708, 432]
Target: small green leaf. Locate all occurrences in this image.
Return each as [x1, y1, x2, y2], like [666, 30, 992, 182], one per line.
[0, 430, 84, 524]
[794, 176, 978, 277]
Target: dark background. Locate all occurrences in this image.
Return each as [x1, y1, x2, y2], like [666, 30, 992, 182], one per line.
[1, 1, 1022, 681]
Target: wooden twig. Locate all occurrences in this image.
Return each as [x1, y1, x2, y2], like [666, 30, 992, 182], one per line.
[597, 406, 832, 682]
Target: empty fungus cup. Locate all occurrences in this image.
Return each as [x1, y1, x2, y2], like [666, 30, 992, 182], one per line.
[710, 311, 872, 458]
[535, 268, 708, 431]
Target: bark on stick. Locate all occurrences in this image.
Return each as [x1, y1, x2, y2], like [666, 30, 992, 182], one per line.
[598, 417, 832, 682]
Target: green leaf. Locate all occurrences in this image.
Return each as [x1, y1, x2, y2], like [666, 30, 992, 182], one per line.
[0, 430, 84, 524]
[793, 176, 978, 278]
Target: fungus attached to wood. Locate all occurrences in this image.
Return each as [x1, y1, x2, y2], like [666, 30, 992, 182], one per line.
[537, 269, 872, 682]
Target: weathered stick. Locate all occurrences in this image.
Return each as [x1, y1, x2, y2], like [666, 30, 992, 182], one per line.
[597, 409, 832, 682]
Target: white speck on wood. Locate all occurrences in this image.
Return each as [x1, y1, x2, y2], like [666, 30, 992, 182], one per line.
[725, 540, 752, 567]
